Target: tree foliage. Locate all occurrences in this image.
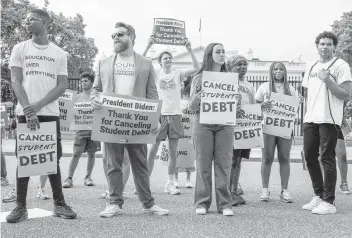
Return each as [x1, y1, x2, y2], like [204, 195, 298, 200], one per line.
[1, 0, 98, 77]
[331, 11, 352, 67]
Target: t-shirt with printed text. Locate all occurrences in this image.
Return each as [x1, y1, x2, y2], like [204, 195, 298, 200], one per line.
[238, 79, 256, 105]
[113, 54, 136, 96]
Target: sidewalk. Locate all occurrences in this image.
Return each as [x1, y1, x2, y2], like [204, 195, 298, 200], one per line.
[2, 138, 352, 163]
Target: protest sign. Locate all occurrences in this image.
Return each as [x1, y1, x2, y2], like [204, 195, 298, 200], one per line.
[152, 18, 186, 45]
[200, 71, 239, 125]
[0, 105, 8, 127]
[263, 92, 300, 139]
[234, 104, 263, 149]
[157, 139, 195, 168]
[91, 93, 162, 144]
[59, 89, 76, 132]
[69, 101, 94, 131]
[17, 122, 57, 178]
[180, 100, 195, 140]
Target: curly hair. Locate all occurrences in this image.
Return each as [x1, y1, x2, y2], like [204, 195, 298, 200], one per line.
[315, 31, 338, 46]
[80, 71, 95, 83]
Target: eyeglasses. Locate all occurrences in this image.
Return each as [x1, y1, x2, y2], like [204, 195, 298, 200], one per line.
[111, 32, 129, 39]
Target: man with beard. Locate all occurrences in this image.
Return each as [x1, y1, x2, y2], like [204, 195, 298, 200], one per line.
[91, 22, 169, 217]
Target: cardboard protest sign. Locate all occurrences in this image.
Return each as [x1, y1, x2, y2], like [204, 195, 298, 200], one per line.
[69, 101, 94, 131]
[17, 122, 57, 178]
[180, 100, 195, 140]
[157, 139, 195, 169]
[91, 93, 162, 144]
[263, 93, 300, 139]
[234, 104, 263, 149]
[152, 18, 186, 45]
[200, 71, 239, 125]
[59, 89, 76, 132]
[1, 105, 8, 127]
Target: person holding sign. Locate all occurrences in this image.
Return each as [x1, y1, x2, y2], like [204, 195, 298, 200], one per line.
[227, 55, 256, 206]
[6, 9, 77, 223]
[90, 22, 169, 217]
[256, 62, 299, 203]
[188, 43, 234, 216]
[63, 72, 99, 188]
[143, 36, 200, 195]
[301, 31, 352, 215]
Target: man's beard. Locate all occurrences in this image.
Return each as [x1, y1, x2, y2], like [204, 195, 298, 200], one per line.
[113, 41, 129, 53]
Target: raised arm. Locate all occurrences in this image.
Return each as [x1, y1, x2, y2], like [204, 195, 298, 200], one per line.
[183, 40, 200, 78]
[142, 35, 156, 58]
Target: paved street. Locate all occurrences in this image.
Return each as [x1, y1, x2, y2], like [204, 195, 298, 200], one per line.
[1, 139, 352, 237]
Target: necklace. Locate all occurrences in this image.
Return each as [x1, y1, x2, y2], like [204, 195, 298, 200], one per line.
[31, 40, 49, 50]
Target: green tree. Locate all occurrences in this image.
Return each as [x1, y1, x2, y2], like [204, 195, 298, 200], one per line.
[1, 0, 98, 77]
[331, 11, 352, 67]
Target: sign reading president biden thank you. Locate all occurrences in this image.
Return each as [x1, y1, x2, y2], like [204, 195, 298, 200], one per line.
[70, 101, 94, 131]
[17, 122, 57, 178]
[200, 71, 239, 125]
[58, 89, 76, 131]
[152, 18, 186, 45]
[91, 93, 162, 144]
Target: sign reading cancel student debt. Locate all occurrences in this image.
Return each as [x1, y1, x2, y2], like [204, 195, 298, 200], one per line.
[17, 122, 57, 178]
[234, 104, 263, 149]
[69, 102, 94, 131]
[152, 18, 186, 45]
[263, 92, 300, 139]
[91, 93, 162, 144]
[58, 89, 76, 131]
[200, 71, 239, 125]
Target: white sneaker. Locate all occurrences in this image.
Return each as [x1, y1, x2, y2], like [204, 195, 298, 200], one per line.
[312, 201, 337, 215]
[280, 190, 293, 203]
[99, 204, 122, 218]
[164, 181, 181, 195]
[195, 207, 207, 215]
[302, 196, 322, 211]
[223, 208, 234, 216]
[143, 205, 169, 216]
[185, 180, 193, 188]
[260, 188, 270, 202]
[173, 180, 179, 188]
[36, 189, 50, 200]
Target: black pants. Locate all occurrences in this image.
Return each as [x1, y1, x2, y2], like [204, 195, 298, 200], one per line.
[303, 123, 339, 204]
[16, 116, 65, 206]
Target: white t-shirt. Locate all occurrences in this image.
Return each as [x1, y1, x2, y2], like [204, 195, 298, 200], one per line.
[156, 70, 186, 115]
[302, 57, 352, 126]
[238, 79, 256, 105]
[9, 40, 68, 116]
[255, 82, 298, 102]
[113, 54, 136, 96]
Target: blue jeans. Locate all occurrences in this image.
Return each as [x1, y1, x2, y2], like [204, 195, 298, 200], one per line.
[193, 114, 233, 212]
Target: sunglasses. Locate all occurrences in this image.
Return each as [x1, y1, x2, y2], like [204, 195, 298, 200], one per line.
[111, 32, 129, 39]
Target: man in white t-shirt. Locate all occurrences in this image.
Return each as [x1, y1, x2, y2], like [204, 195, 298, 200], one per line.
[91, 22, 169, 217]
[6, 9, 77, 223]
[142, 36, 200, 195]
[301, 31, 352, 215]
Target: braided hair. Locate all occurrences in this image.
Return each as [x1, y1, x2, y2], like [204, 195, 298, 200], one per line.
[268, 62, 292, 96]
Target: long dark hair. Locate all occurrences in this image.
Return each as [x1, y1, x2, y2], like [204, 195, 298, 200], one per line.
[269, 61, 291, 96]
[181, 76, 192, 98]
[195, 43, 227, 76]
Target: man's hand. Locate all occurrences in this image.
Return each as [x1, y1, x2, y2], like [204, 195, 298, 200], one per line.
[184, 39, 192, 52]
[91, 97, 102, 108]
[148, 35, 156, 47]
[27, 115, 40, 131]
[23, 102, 42, 117]
[317, 69, 331, 83]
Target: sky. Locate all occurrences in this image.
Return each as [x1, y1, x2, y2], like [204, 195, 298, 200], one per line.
[30, 0, 351, 65]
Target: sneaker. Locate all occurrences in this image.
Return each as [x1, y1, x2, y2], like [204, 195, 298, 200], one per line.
[280, 190, 293, 203]
[62, 178, 73, 188]
[232, 192, 246, 206]
[223, 208, 234, 216]
[36, 189, 50, 200]
[1, 177, 9, 186]
[196, 207, 207, 215]
[185, 180, 193, 188]
[237, 183, 244, 195]
[312, 201, 337, 215]
[6, 205, 28, 223]
[53, 204, 77, 219]
[99, 204, 122, 218]
[302, 196, 322, 211]
[260, 188, 270, 202]
[164, 181, 181, 195]
[340, 183, 351, 194]
[173, 179, 179, 188]
[2, 189, 16, 203]
[142, 205, 169, 216]
[98, 190, 109, 199]
[84, 176, 94, 186]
